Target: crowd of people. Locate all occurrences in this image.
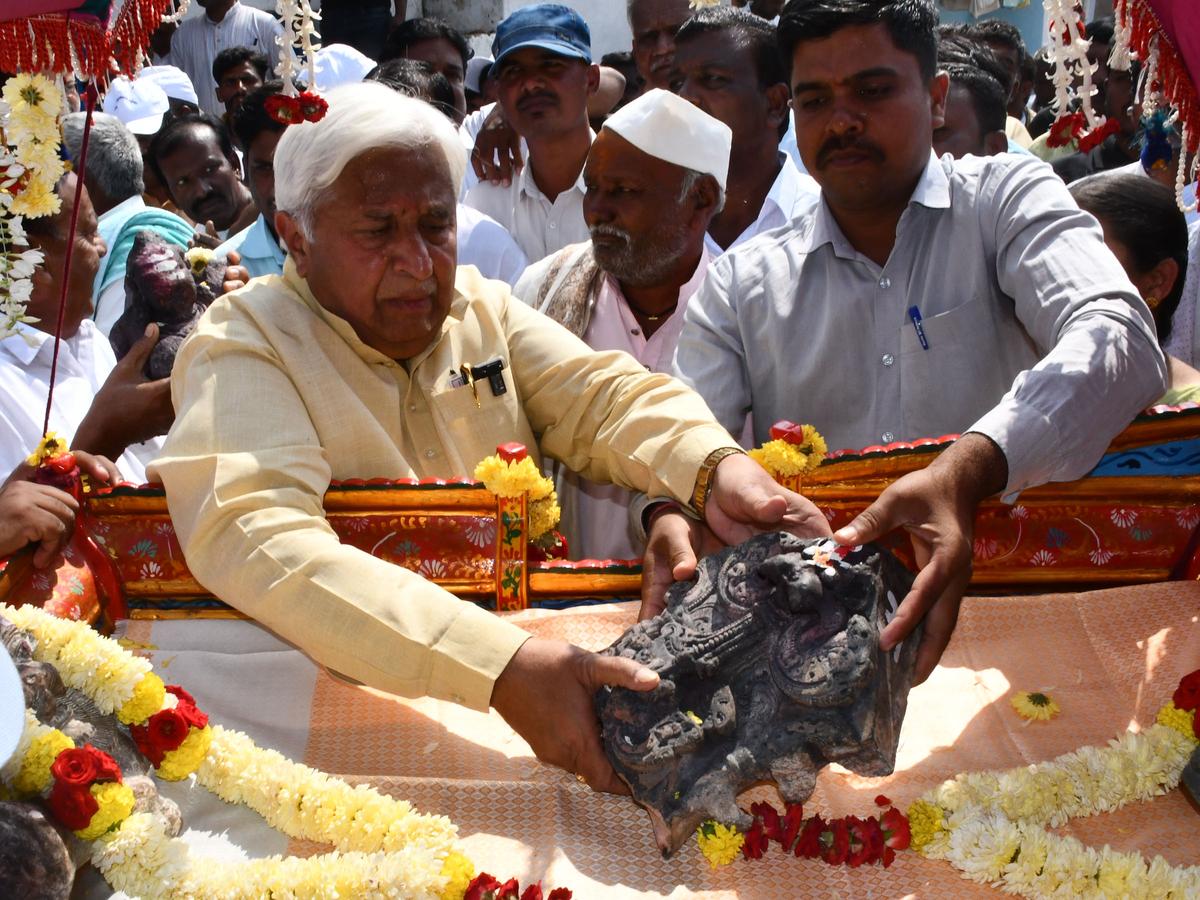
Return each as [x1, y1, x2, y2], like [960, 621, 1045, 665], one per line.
[1, 0, 1195, 791]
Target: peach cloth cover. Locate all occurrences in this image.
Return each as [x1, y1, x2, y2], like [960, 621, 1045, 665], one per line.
[120, 582, 1200, 899]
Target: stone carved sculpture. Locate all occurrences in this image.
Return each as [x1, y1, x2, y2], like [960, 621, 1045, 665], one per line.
[110, 230, 226, 379]
[0, 616, 181, 897]
[596, 533, 920, 856]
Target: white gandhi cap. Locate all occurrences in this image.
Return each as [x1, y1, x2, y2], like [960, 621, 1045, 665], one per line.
[601, 88, 732, 193]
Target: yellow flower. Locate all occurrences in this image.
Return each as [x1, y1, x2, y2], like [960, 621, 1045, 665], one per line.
[25, 431, 69, 465]
[695, 820, 743, 868]
[748, 429, 828, 479]
[474, 454, 553, 499]
[907, 799, 946, 853]
[1011, 691, 1060, 721]
[1155, 702, 1197, 743]
[2, 73, 63, 119]
[117, 673, 166, 725]
[439, 851, 475, 900]
[76, 781, 136, 840]
[157, 725, 213, 781]
[13, 728, 74, 795]
[185, 246, 213, 277]
[527, 492, 560, 539]
[11, 176, 60, 219]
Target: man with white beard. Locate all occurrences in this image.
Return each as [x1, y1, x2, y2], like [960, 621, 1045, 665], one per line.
[514, 89, 731, 560]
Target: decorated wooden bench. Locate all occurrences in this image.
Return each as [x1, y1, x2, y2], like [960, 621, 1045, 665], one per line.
[2, 404, 1199, 624]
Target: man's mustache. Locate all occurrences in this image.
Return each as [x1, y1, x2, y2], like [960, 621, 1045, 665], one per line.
[517, 90, 558, 110]
[816, 136, 884, 169]
[590, 223, 631, 246]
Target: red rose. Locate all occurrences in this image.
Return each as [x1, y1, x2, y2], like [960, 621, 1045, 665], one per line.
[846, 817, 876, 868]
[546, 891, 572, 900]
[769, 421, 806, 445]
[821, 819, 851, 866]
[496, 878, 520, 900]
[741, 819, 769, 860]
[465, 874, 501, 900]
[780, 801, 804, 849]
[297, 91, 329, 122]
[794, 815, 824, 858]
[880, 806, 911, 850]
[882, 845, 897, 868]
[750, 800, 781, 844]
[265, 94, 303, 125]
[131, 707, 190, 766]
[167, 686, 209, 729]
[1173, 669, 1200, 712]
[46, 781, 99, 831]
[50, 747, 99, 787]
[519, 884, 543, 900]
[83, 745, 122, 783]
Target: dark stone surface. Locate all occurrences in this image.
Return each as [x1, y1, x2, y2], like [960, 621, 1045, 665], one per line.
[1183, 745, 1200, 816]
[0, 802, 74, 899]
[596, 533, 920, 856]
[110, 230, 224, 379]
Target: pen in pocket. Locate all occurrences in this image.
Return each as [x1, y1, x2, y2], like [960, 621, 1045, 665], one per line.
[908, 305, 929, 351]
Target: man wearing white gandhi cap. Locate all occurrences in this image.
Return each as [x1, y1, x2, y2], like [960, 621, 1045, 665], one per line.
[514, 88, 734, 561]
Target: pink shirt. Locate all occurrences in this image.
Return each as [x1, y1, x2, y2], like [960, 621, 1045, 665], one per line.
[565, 248, 713, 561]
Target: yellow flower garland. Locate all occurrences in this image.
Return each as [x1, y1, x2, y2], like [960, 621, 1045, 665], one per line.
[474, 452, 561, 540]
[78, 781, 137, 841]
[156, 724, 212, 781]
[909, 690, 1200, 897]
[748, 426, 828, 479]
[5, 711, 73, 795]
[2, 602, 468, 898]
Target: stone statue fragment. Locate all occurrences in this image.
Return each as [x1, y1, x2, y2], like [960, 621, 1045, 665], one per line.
[596, 533, 920, 856]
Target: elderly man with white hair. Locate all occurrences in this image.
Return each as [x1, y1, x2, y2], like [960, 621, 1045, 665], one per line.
[514, 89, 732, 560]
[152, 81, 829, 790]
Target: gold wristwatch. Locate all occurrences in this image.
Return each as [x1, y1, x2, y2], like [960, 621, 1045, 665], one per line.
[690, 446, 746, 518]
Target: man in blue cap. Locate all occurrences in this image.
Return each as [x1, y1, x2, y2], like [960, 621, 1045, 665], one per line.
[463, 4, 598, 263]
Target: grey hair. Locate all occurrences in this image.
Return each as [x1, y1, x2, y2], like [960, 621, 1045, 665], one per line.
[678, 168, 726, 215]
[273, 81, 466, 238]
[61, 112, 145, 202]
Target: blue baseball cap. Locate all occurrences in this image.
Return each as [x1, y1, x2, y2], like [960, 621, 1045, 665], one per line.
[492, 4, 592, 67]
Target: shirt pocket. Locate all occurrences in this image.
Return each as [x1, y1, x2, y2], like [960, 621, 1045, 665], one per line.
[429, 366, 531, 465]
[898, 297, 1022, 438]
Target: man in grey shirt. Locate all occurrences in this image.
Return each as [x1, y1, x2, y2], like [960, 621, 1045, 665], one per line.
[650, 0, 1166, 684]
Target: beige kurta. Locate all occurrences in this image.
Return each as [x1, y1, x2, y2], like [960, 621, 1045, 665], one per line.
[152, 260, 734, 711]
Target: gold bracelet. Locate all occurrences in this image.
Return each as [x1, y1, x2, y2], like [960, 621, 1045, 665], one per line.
[690, 446, 746, 519]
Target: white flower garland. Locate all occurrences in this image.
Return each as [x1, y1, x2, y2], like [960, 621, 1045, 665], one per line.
[274, 0, 321, 96]
[2, 603, 470, 899]
[910, 707, 1200, 898]
[0, 72, 64, 340]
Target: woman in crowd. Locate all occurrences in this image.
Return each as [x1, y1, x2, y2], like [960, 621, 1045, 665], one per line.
[1070, 173, 1200, 403]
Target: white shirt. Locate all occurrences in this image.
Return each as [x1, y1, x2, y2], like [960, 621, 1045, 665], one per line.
[456, 204, 528, 286]
[704, 154, 819, 258]
[168, 3, 283, 116]
[674, 152, 1166, 499]
[557, 248, 712, 561]
[463, 150, 591, 264]
[0, 322, 163, 483]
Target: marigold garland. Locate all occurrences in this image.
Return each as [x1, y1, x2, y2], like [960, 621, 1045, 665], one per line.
[749, 422, 827, 480]
[474, 446, 561, 541]
[908, 668, 1200, 897]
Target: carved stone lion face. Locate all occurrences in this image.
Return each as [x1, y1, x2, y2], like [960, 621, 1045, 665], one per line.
[596, 533, 920, 856]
